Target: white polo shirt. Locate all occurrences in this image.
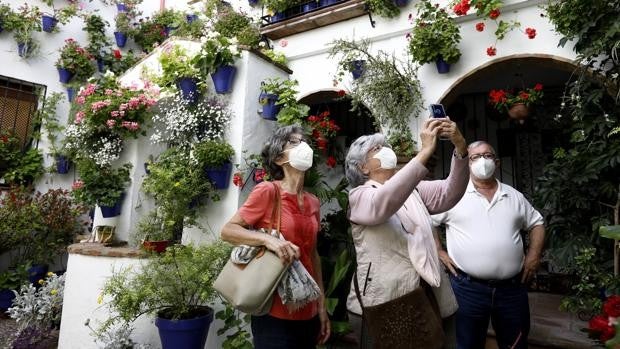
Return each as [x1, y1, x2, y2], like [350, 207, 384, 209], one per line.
[432, 179, 544, 280]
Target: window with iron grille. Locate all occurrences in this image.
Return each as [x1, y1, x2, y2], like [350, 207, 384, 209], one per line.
[0, 76, 46, 151]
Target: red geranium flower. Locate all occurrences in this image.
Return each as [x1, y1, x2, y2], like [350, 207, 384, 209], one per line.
[534, 83, 543, 91]
[519, 92, 530, 100]
[486, 46, 497, 56]
[589, 315, 610, 333]
[253, 168, 266, 183]
[525, 27, 536, 39]
[337, 89, 346, 97]
[604, 295, 620, 317]
[113, 49, 122, 59]
[453, 0, 470, 16]
[489, 9, 500, 19]
[326, 156, 337, 168]
[233, 173, 244, 188]
[475, 22, 485, 32]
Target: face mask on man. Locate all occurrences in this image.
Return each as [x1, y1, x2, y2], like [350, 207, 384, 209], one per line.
[283, 141, 313, 171]
[372, 147, 397, 170]
[471, 158, 496, 179]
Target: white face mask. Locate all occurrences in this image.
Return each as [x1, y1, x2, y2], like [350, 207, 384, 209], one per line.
[471, 158, 496, 179]
[372, 147, 397, 170]
[283, 141, 313, 171]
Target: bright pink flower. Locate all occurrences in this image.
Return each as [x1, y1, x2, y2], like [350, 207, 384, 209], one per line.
[75, 96, 86, 105]
[106, 119, 116, 128]
[279, 39, 288, 47]
[75, 111, 86, 123]
[71, 180, 84, 190]
[105, 89, 114, 95]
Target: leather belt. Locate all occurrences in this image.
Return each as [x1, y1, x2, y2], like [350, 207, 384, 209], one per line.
[456, 268, 522, 287]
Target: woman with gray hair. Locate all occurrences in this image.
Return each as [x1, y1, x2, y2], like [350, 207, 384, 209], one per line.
[221, 125, 330, 348]
[345, 118, 469, 348]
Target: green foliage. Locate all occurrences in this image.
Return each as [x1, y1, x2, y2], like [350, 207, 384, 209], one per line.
[114, 12, 133, 33]
[72, 160, 132, 207]
[0, 264, 29, 291]
[4, 3, 41, 58]
[0, 187, 42, 256]
[559, 248, 620, 317]
[328, 38, 423, 136]
[365, 0, 400, 18]
[132, 209, 176, 243]
[195, 33, 241, 76]
[213, 8, 261, 48]
[83, 14, 110, 59]
[133, 10, 183, 53]
[32, 92, 64, 157]
[387, 129, 417, 157]
[100, 242, 231, 329]
[261, 48, 288, 66]
[408, 0, 461, 65]
[215, 303, 253, 349]
[173, 16, 204, 39]
[193, 140, 235, 168]
[2, 148, 44, 186]
[261, 0, 301, 13]
[101, 49, 141, 75]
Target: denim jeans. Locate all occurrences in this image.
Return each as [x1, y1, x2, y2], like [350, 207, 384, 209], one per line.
[251, 314, 320, 349]
[450, 272, 530, 349]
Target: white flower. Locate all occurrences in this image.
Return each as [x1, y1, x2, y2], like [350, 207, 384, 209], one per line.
[259, 41, 266, 48]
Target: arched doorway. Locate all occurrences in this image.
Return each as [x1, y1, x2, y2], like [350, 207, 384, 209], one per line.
[433, 55, 577, 199]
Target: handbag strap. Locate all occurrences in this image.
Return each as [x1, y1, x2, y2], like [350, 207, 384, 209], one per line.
[266, 182, 281, 235]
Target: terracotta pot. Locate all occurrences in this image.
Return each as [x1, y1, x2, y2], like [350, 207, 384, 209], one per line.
[507, 103, 530, 123]
[142, 240, 171, 253]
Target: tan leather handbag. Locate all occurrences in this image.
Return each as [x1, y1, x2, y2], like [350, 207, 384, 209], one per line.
[214, 182, 288, 315]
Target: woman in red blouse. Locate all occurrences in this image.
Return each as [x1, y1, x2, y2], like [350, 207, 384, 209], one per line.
[221, 125, 330, 348]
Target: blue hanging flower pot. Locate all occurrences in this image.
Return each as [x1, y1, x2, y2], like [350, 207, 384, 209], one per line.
[41, 15, 58, 33]
[114, 32, 127, 48]
[177, 77, 199, 103]
[435, 56, 451, 74]
[211, 65, 237, 94]
[259, 92, 280, 120]
[58, 67, 74, 83]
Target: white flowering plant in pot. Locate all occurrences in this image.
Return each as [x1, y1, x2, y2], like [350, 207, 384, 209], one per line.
[151, 94, 233, 148]
[195, 32, 241, 75]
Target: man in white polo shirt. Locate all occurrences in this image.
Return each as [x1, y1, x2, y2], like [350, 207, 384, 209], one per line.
[432, 141, 545, 349]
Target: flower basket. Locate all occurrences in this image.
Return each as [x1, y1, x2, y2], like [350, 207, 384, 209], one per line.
[259, 93, 280, 120]
[41, 15, 58, 33]
[350, 60, 365, 79]
[114, 32, 127, 48]
[99, 193, 125, 218]
[57, 67, 74, 84]
[205, 162, 233, 190]
[155, 305, 214, 349]
[55, 155, 71, 174]
[507, 103, 530, 122]
[211, 65, 237, 94]
[142, 240, 171, 254]
[435, 56, 450, 74]
[176, 77, 199, 103]
[116, 3, 127, 12]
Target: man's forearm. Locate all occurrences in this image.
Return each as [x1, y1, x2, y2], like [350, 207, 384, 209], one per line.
[527, 225, 545, 257]
[433, 227, 444, 252]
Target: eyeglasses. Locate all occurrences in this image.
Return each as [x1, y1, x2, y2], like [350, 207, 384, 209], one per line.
[287, 137, 306, 146]
[469, 153, 496, 161]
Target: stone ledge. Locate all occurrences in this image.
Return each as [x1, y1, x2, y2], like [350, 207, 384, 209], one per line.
[67, 243, 147, 258]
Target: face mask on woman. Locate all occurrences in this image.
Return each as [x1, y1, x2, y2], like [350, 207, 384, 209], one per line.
[471, 158, 496, 179]
[372, 147, 397, 170]
[283, 141, 314, 171]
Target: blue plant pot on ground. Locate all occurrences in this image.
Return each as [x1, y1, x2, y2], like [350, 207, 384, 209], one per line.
[270, 12, 285, 23]
[211, 65, 237, 94]
[0, 289, 15, 310]
[435, 57, 451, 74]
[28, 265, 49, 285]
[99, 193, 125, 218]
[56, 155, 71, 174]
[259, 93, 280, 120]
[186, 14, 199, 23]
[57, 67, 74, 84]
[116, 3, 127, 12]
[205, 162, 233, 190]
[177, 77, 199, 103]
[155, 307, 214, 349]
[114, 32, 127, 48]
[350, 60, 365, 79]
[302, 1, 318, 12]
[41, 15, 58, 33]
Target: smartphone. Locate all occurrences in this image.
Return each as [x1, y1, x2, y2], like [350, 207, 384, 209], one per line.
[429, 104, 447, 119]
[429, 104, 449, 140]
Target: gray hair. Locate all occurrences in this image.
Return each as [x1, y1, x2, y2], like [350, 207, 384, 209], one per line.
[261, 124, 304, 180]
[345, 133, 389, 188]
[468, 141, 497, 155]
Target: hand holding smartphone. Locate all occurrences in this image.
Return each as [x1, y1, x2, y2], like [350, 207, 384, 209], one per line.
[429, 104, 449, 140]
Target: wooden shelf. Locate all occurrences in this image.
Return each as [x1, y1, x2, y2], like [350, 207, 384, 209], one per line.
[260, 0, 368, 40]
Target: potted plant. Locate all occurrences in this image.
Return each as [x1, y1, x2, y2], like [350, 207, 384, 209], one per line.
[365, 0, 402, 18]
[33, 92, 70, 174]
[152, 8, 183, 35]
[71, 159, 132, 217]
[0, 265, 29, 310]
[0, 2, 13, 33]
[488, 83, 544, 123]
[4, 3, 42, 58]
[114, 12, 133, 48]
[83, 14, 110, 72]
[388, 128, 417, 161]
[55, 38, 95, 84]
[100, 48, 142, 75]
[157, 44, 202, 102]
[259, 77, 309, 123]
[193, 140, 235, 190]
[196, 33, 242, 94]
[262, 0, 302, 18]
[132, 210, 175, 253]
[408, 0, 462, 73]
[40, 0, 78, 33]
[213, 8, 261, 48]
[1, 147, 45, 186]
[99, 243, 231, 349]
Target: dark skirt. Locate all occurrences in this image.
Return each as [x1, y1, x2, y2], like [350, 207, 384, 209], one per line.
[251, 314, 320, 349]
